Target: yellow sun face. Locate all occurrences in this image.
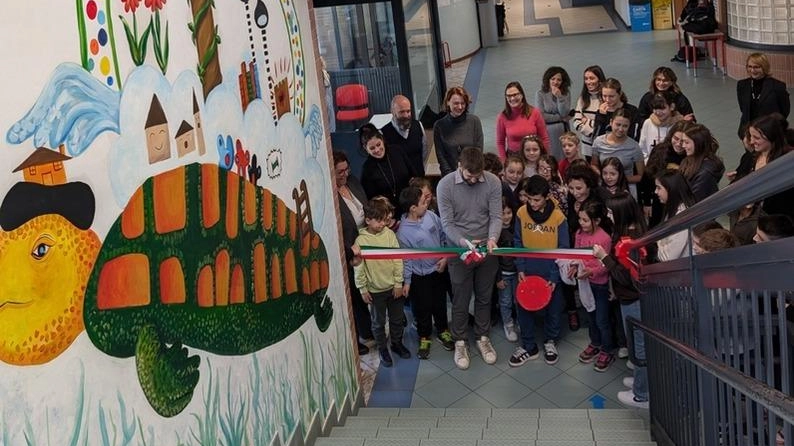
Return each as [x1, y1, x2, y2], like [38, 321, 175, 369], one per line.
[0, 214, 100, 365]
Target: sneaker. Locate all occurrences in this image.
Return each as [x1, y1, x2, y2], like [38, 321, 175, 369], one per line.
[476, 336, 497, 364]
[436, 330, 455, 351]
[509, 345, 539, 367]
[594, 351, 615, 372]
[618, 347, 629, 359]
[626, 359, 635, 370]
[543, 340, 559, 365]
[454, 340, 470, 370]
[618, 389, 649, 409]
[503, 322, 518, 342]
[391, 342, 411, 359]
[568, 311, 580, 331]
[379, 348, 393, 367]
[418, 338, 432, 360]
[623, 376, 635, 388]
[578, 344, 600, 363]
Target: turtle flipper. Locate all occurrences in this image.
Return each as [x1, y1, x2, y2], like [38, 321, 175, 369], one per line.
[135, 325, 200, 417]
[314, 294, 333, 332]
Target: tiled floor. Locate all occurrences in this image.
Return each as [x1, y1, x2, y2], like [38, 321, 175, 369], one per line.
[361, 19, 794, 411]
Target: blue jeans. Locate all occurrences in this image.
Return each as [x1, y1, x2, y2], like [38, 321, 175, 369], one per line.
[621, 300, 648, 401]
[498, 273, 517, 326]
[516, 281, 563, 351]
[586, 283, 614, 352]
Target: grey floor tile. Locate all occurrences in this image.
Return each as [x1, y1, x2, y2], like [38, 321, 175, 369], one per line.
[376, 427, 431, 439]
[447, 359, 504, 391]
[491, 407, 540, 419]
[447, 392, 497, 409]
[410, 392, 435, 408]
[510, 391, 559, 409]
[415, 374, 472, 408]
[315, 438, 365, 446]
[331, 426, 379, 437]
[565, 361, 623, 391]
[574, 395, 625, 410]
[388, 417, 439, 428]
[477, 441, 534, 446]
[536, 374, 598, 408]
[415, 361, 447, 389]
[474, 372, 533, 407]
[444, 407, 494, 417]
[436, 416, 489, 428]
[365, 440, 421, 446]
[359, 408, 402, 417]
[420, 440, 478, 446]
[429, 427, 485, 439]
[592, 429, 651, 441]
[504, 360, 562, 390]
[400, 407, 446, 417]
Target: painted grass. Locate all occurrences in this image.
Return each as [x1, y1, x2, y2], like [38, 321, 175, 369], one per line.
[3, 322, 359, 446]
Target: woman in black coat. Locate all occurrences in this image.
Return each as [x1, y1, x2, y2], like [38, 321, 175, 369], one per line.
[737, 53, 790, 136]
[334, 151, 373, 354]
[358, 123, 417, 217]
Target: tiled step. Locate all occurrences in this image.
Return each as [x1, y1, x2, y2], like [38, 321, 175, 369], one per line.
[318, 408, 656, 446]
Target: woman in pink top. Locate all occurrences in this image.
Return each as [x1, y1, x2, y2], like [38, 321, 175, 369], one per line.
[496, 81, 550, 160]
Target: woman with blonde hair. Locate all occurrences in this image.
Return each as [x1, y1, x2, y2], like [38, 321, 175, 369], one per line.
[737, 53, 790, 136]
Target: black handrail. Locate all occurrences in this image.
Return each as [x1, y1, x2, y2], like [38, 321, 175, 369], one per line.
[626, 316, 794, 426]
[622, 151, 794, 250]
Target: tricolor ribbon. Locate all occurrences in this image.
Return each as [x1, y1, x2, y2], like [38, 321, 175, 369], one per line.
[359, 246, 595, 261]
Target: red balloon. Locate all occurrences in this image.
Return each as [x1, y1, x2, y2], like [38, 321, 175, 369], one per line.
[516, 275, 552, 311]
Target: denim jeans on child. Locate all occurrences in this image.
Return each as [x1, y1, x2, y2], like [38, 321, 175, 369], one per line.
[498, 273, 517, 326]
[586, 282, 614, 352]
[370, 290, 407, 350]
[516, 282, 563, 351]
[621, 300, 648, 401]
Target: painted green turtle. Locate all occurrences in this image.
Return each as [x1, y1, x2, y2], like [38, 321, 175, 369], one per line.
[83, 163, 332, 416]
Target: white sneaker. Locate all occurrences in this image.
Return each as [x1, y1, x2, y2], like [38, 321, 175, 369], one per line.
[476, 336, 497, 364]
[626, 360, 635, 370]
[618, 347, 629, 359]
[454, 340, 470, 370]
[618, 390, 649, 409]
[623, 376, 635, 388]
[503, 322, 518, 342]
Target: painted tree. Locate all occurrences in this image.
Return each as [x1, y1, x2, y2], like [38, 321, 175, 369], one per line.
[188, 0, 222, 98]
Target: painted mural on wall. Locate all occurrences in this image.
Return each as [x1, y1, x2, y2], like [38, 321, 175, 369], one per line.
[0, 0, 356, 444]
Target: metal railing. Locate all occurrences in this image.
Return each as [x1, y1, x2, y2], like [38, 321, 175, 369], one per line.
[623, 151, 794, 446]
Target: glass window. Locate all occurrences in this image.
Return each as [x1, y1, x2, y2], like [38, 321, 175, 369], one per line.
[403, 0, 441, 118]
[314, 2, 402, 132]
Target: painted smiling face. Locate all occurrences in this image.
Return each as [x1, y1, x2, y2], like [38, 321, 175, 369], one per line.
[0, 214, 100, 365]
[147, 123, 172, 164]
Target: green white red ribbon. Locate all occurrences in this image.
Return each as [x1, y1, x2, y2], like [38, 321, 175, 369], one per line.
[359, 246, 594, 261]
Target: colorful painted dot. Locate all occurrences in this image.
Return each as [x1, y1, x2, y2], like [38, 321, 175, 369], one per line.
[100, 56, 110, 75]
[86, 0, 97, 19]
[107, 76, 114, 86]
[87, 58, 95, 71]
[98, 28, 108, 46]
[90, 39, 99, 55]
[97, 11, 105, 25]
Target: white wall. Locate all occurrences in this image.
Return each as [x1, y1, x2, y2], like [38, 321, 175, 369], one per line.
[437, 0, 481, 61]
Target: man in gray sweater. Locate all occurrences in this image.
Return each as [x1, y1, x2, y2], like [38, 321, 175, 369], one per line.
[437, 147, 503, 370]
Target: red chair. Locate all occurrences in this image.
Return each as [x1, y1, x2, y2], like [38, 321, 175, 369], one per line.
[335, 84, 370, 125]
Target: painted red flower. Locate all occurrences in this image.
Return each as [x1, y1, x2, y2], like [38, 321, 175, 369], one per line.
[122, 0, 140, 13]
[145, 0, 166, 12]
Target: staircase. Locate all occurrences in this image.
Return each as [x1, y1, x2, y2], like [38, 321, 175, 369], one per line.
[315, 407, 656, 446]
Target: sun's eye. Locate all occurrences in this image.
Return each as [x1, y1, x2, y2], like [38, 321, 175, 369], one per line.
[32, 242, 52, 260]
